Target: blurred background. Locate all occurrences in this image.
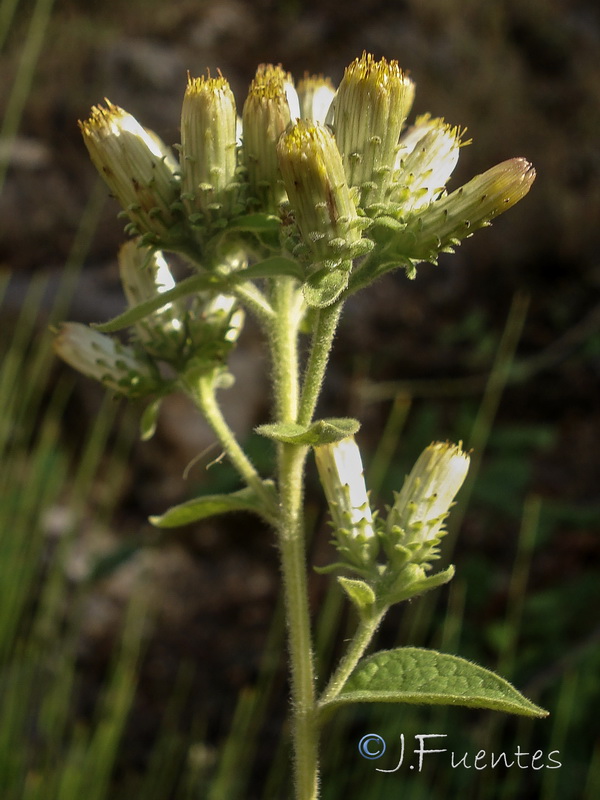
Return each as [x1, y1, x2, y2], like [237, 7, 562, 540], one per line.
[1, 0, 599, 798]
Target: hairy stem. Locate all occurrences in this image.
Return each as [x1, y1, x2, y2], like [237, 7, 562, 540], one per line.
[232, 281, 275, 326]
[270, 277, 319, 799]
[270, 277, 301, 421]
[278, 443, 319, 800]
[191, 372, 275, 515]
[318, 608, 386, 709]
[298, 302, 343, 427]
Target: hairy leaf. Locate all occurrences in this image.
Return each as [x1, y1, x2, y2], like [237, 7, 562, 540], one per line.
[150, 483, 277, 527]
[256, 418, 360, 446]
[326, 647, 548, 718]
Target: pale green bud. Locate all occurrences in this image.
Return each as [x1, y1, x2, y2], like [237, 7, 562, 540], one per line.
[180, 74, 238, 224]
[53, 323, 160, 397]
[332, 52, 415, 208]
[79, 101, 180, 240]
[296, 75, 336, 123]
[392, 118, 465, 213]
[386, 442, 470, 565]
[117, 241, 185, 356]
[390, 158, 536, 262]
[314, 436, 378, 570]
[201, 293, 245, 344]
[277, 121, 366, 269]
[242, 64, 297, 210]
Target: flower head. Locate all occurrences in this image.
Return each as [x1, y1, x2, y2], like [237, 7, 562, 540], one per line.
[296, 75, 336, 123]
[392, 116, 466, 213]
[117, 241, 185, 357]
[242, 64, 298, 211]
[79, 101, 180, 241]
[332, 52, 415, 208]
[385, 442, 470, 566]
[180, 73, 239, 226]
[53, 322, 161, 398]
[277, 121, 365, 267]
[314, 436, 378, 570]
[392, 158, 536, 263]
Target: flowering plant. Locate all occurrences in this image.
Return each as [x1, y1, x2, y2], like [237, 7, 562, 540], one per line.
[54, 53, 545, 800]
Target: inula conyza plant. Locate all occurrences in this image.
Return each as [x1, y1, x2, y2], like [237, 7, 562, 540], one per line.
[54, 54, 546, 800]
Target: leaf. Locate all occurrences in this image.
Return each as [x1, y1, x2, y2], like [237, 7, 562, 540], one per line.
[327, 647, 548, 718]
[338, 576, 376, 613]
[382, 565, 456, 605]
[140, 398, 162, 441]
[303, 268, 349, 308]
[241, 256, 303, 281]
[150, 483, 277, 527]
[94, 273, 222, 332]
[256, 417, 360, 446]
[225, 213, 281, 233]
[94, 258, 302, 333]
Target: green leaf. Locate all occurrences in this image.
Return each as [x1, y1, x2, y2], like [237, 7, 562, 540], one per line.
[94, 273, 222, 333]
[94, 258, 302, 334]
[338, 576, 376, 613]
[226, 213, 281, 233]
[140, 398, 162, 441]
[328, 647, 548, 718]
[242, 256, 303, 281]
[382, 565, 456, 605]
[150, 483, 277, 527]
[256, 417, 360, 446]
[303, 268, 349, 308]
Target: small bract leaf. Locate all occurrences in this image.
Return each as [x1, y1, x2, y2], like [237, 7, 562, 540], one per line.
[303, 268, 349, 308]
[243, 256, 304, 280]
[150, 483, 277, 527]
[329, 647, 548, 718]
[140, 398, 162, 441]
[338, 576, 376, 612]
[226, 213, 281, 233]
[256, 418, 360, 446]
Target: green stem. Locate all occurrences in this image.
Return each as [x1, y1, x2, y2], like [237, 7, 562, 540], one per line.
[232, 281, 275, 327]
[298, 302, 343, 426]
[318, 608, 386, 709]
[269, 276, 320, 799]
[268, 279, 347, 798]
[270, 277, 301, 421]
[191, 372, 275, 515]
[277, 443, 319, 800]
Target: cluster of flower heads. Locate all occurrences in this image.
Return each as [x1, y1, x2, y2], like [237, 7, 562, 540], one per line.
[78, 53, 534, 299]
[55, 53, 534, 405]
[314, 437, 470, 609]
[53, 241, 244, 402]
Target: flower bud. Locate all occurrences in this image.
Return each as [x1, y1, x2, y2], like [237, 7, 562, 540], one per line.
[201, 293, 245, 344]
[393, 118, 465, 213]
[79, 101, 180, 240]
[118, 241, 184, 356]
[296, 75, 336, 123]
[180, 74, 238, 224]
[391, 158, 536, 262]
[277, 121, 364, 268]
[53, 323, 161, 397]
[385, 442, 470, 564]
[332, 52, 415, 208]
[242, 64, 297, 210]
[314, 436, 378, 570]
